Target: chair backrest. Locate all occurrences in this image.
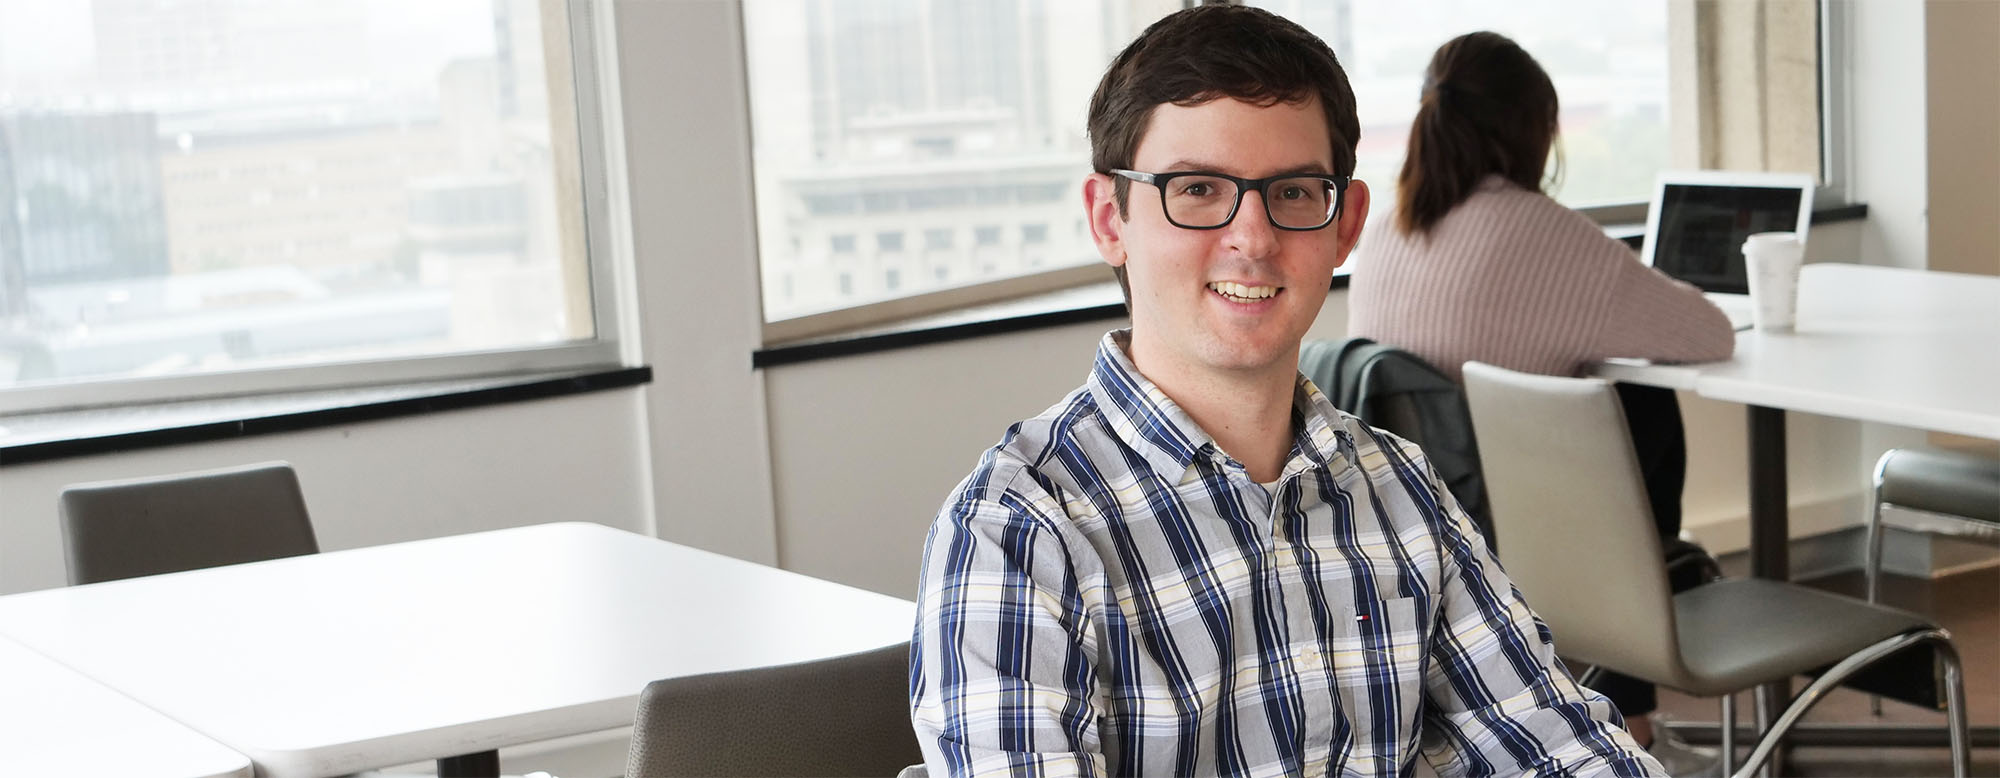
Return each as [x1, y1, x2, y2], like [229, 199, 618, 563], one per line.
[626, 641, 920, 778]
[1300, 338, 1491, 541]
[1459, 362, 1687, 682]
[58, 461, 319, 585]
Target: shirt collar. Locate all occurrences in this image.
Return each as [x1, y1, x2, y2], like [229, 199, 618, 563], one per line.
[1087, 330, 1212, 476]
[1288, 372, 1353, 478]
[1087, 329, 1351, 478]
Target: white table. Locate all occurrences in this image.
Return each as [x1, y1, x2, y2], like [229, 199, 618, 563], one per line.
[1597, 263, 2000, 579]
[0, 522, 916, 778]
[0, 635, 252, 778]
[1595, 264, 1999, 752]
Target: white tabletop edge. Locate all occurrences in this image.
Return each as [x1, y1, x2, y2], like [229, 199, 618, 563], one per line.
[257, 697, 638, 778]
[1696, 377, 2000, 439]
[1588, 358, 1701, 391]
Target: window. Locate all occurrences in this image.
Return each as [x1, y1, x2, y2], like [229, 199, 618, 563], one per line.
[742, 0, 1186, 325]
[1252, 0, 1670, 216]
[923, 228, 954, 251]
[744, 0, 1821, 336]
[0, 0, 615, 411]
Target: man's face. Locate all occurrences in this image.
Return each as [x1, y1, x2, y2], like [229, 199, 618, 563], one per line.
[1085, 96, 1369, 383]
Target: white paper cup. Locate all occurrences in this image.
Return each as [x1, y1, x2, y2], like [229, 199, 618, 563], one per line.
[1742, 232, 1804, 332]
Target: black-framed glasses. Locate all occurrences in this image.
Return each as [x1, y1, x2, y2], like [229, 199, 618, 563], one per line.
[1111, 169, 1349, 230]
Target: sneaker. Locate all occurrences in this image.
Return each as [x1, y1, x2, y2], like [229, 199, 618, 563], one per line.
[1644, 719, 1724, 778]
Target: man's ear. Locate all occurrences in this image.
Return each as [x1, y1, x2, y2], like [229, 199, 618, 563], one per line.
[1331, 179, 1371, 269]
[1083, 173, 1127, 269]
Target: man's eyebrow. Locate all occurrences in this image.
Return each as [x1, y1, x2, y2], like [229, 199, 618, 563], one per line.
[1157, 159, 1337, 176]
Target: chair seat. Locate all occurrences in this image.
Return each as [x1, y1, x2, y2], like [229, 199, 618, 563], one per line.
[1879, 448, 2000, 524]
[1668, 578, 1937, 697]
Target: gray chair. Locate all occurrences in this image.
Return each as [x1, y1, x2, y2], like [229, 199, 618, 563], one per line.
[1864, 446, 2000, 603]
[58, 461, 319, 585]
[626, 642, 920, 778]
[1862, 446, 1999, 715]
[1460, 362, 1969, 778]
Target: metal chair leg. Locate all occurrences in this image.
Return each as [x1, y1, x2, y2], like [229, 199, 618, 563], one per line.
[1940, 640, 1971, 778]
[1720, 693, 1736, 777]
[1866, 452, 1893, 718]
[1753, 685, 1778, 778]
[1730, 629, 1962, 778]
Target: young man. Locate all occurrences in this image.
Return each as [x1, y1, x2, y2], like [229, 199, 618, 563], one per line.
[910, 6, 1663, 777]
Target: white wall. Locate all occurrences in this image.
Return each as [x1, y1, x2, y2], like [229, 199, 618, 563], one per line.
[1844, 0, 1929, 270]
[613, 0, 780, 565]
[763, 295, 1361, 597]
[762, 279, 1882, 598]
[764, 318, 1111, 594]
[0, 388, 653, 594]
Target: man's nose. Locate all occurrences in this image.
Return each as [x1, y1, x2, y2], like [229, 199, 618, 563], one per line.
[1223, 188, 1281, 257]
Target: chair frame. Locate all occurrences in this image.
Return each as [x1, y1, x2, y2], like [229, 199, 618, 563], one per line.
[1862, 447, 1998, 722]
[1461, 362, 1970, 778]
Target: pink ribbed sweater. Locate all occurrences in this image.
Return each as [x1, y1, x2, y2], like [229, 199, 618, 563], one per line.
[1347, 176, 1735, 382]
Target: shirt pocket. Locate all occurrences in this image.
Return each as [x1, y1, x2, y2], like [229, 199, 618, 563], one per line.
[1330, 596, 1427, 772]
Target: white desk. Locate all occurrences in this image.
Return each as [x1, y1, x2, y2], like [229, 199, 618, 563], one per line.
[0, 522, 916, 778]
[1602, 264, 2000, 439]
[1598, 264, 2000, 579]
[1596, 264, 1999, 752]
[0, 635, 251, 778]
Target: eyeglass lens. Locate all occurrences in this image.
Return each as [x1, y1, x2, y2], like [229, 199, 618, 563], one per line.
[1163, 176, 1336, 229]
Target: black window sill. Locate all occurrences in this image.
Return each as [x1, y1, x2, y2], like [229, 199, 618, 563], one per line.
[0, 365, 650, 466]
[756, 201, 1868, 369]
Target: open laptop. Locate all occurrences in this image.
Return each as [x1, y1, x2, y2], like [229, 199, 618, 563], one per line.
[1640, 170, 1815, 329]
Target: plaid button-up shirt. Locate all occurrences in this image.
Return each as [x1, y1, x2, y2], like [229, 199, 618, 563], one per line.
[912, 331, 1661, 778]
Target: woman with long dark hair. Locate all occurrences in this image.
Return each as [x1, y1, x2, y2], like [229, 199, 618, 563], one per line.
[1348, 31, 1733, 773]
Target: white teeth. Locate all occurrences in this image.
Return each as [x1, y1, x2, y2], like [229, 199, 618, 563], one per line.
[1208, 281, 1278, 300]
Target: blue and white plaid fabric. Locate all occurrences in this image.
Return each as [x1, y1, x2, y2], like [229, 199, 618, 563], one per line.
[912, 330, 1662, 778]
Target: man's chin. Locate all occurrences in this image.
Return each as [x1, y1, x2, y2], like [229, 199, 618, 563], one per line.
[1198, 340, 1298, 376]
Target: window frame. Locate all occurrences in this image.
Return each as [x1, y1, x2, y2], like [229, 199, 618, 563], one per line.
[0, 0, 631, 415]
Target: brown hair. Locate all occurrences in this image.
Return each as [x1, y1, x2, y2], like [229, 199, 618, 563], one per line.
[1086, 4, 1361, 304]
[1395, 31, 1561, 235]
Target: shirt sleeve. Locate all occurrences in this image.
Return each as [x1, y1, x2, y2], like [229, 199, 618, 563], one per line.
[1590, 250, 1737, 365]
[1394, 440, 1666, 778]
[911, 467, 1106, 778]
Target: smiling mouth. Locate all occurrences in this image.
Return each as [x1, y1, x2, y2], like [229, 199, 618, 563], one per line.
[1208, 281, 1280, 303]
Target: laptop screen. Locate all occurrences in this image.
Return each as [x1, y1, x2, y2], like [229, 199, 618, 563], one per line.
[1649, 183, 1806, 294]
